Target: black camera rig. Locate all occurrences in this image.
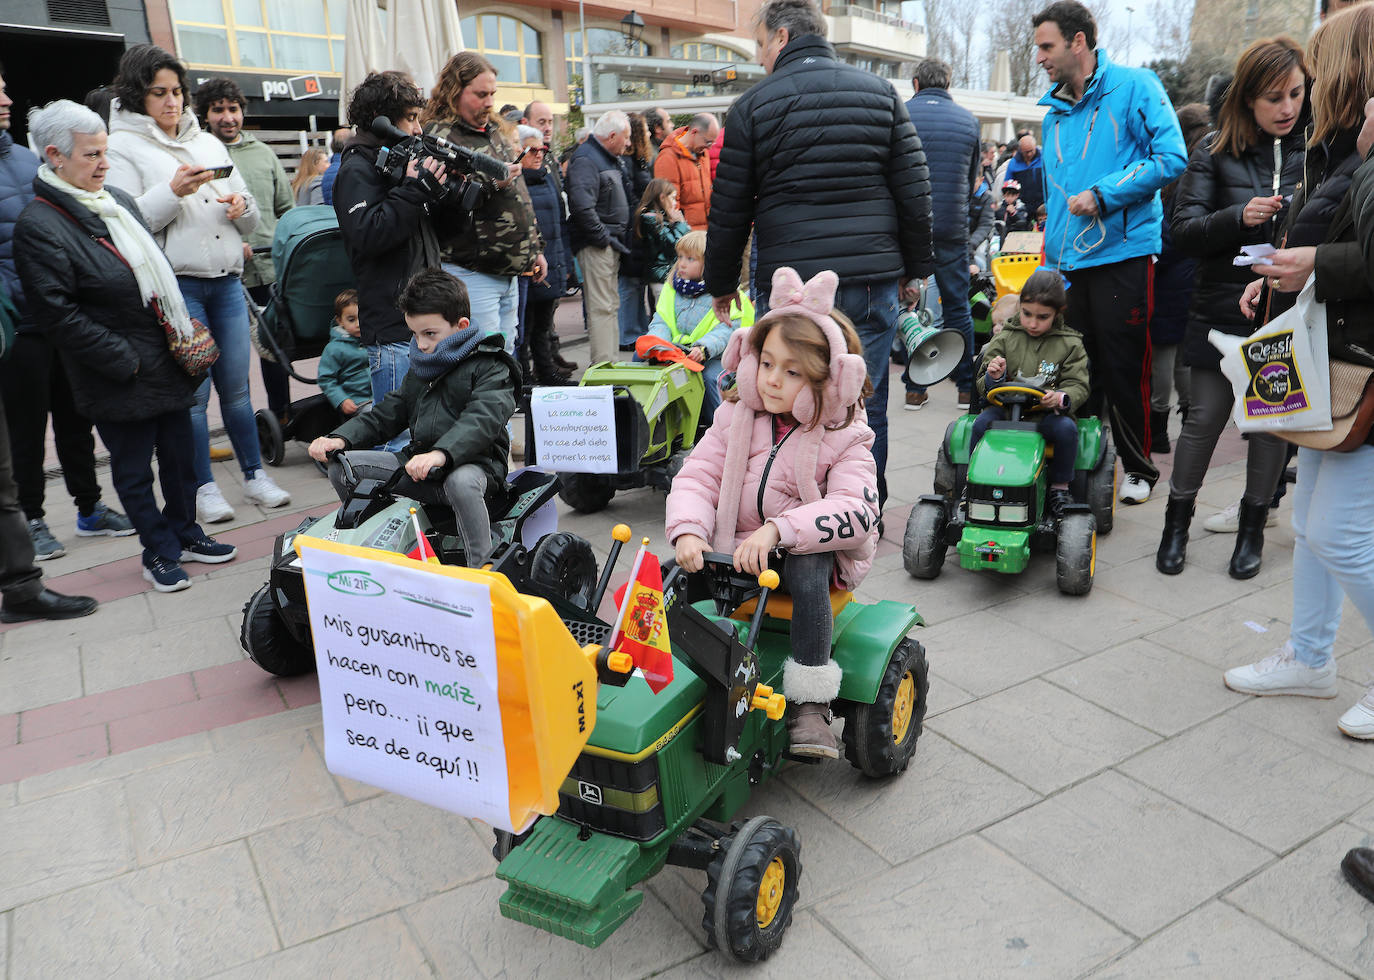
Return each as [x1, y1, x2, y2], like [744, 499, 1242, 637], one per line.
[370, 116, 512, 207]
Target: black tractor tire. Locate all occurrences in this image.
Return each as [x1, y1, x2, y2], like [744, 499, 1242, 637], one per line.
[701, 816, 802, 963]
[1056, 513, 1097, 596]
[933, 443, 957, 500]
[842, 638, 929, 778]
[529, 532, 599, 608]
[903, 500, 948, 580]
[1086, 441, 1117, 534]
[241, 584, 315, 676]
[255, 409, 285, 467]
[557, 473, 616, 513]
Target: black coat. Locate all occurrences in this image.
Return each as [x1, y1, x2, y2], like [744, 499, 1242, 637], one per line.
[1316, 147, 1374, 367]
[905, 87, 980, 243]
[524, 165, 569, 303]
[566, 137, 630, 255]
[333, 134, 444, 346]
[13, 179, 196, 421]
[705, 35, 933, 296]
[1170, 130, 1305, 369]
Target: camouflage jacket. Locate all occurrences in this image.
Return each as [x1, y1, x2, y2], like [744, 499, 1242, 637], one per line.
[425, 119, 543, 277]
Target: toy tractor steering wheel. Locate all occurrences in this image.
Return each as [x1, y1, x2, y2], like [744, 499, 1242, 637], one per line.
[985, 373, 1050, 410]
[665, 552, 779, 619]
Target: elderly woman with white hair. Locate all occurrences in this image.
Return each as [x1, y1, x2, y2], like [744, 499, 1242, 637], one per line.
[13, 99, 237, 593]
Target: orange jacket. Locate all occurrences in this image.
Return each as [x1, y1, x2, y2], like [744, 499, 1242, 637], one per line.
[652, 127, 713, 230]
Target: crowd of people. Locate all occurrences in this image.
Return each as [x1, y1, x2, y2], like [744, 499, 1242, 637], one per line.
[2, 0, 1374, 862]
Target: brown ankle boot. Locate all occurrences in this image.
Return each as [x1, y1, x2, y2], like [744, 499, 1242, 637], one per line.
[787, 703, 839, 759]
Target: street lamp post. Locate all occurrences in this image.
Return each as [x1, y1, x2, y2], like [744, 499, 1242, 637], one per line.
[1125, 5, 1135, 65]
[578, 0, 590, 107]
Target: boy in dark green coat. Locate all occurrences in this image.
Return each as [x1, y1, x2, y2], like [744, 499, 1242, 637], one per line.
[971, 268, 1089, 519]
[309, 270, 519, 564]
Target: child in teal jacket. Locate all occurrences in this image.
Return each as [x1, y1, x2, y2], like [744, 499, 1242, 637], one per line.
[317, 289, 371, 415]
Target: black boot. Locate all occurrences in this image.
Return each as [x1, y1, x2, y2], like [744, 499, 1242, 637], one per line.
[1150, 409, 1171, 454]
[1229, 499, 1268, 580]
[1156, 495, 1194, 575]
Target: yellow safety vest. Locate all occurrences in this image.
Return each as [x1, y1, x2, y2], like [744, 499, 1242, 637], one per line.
[655, 288, 756, 346]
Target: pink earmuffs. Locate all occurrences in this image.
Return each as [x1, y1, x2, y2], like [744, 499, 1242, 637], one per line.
[722, 267, 867, 426]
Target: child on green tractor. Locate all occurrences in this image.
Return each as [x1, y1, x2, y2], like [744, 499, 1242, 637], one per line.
[308, 269, 519, 566]
[665, 267, 878, 760]
[971, 268, 1089, 521]
[642, 230, 754, 423]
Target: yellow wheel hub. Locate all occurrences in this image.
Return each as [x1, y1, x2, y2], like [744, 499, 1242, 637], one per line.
[892, 671, 915, 743]
[756, 857, 786, 928]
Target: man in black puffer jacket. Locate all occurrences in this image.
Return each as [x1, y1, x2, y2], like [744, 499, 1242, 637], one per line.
[707, 0, 934, 506]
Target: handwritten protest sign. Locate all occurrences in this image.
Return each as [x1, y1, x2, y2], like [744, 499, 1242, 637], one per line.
[298, 539, 516, 828]
[529, 386, 617, 473]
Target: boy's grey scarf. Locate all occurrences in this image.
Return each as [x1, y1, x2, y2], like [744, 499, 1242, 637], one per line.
[407, 325, 485, 382]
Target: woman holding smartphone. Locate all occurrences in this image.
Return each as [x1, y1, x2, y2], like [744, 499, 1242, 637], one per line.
[106, 43, 290, 524]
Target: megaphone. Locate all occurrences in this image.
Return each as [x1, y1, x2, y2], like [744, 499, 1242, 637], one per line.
[897, 310, 967, 386]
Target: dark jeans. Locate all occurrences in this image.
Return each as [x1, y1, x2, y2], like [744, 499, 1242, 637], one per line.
[1168, 367, 1288, 506]
[971, 407, 1079, 485]
[96, 410, 204, 564]
[757, 277, 900, 506]
[908, 238, 975, 395]
[1064, 256, 1158, 484]
[0, 389, 42, 601]
[0, 332, 101, 520]
[249, 283, 291, 418]
[777, 551, 836, 667]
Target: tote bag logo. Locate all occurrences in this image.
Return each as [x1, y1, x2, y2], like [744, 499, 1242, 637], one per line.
[1244, 332, 1309, 417]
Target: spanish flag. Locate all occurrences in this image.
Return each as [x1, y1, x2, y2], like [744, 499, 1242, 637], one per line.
[405, 508, 441, 564]
[610, 541, 674, 693]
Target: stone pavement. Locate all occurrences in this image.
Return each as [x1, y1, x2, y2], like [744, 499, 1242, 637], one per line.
[6, 352, 1374, 979]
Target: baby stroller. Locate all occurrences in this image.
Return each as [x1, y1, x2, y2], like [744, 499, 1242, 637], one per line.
[245, 205, 359, 466]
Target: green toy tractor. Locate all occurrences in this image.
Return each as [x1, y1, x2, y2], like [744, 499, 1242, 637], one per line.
[495, 528, 930, 962]
[529, 343, 706, 514]
[902, 376, 1116, 595]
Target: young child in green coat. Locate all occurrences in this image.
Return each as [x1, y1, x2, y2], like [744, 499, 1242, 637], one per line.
[316, 289, 371, 416]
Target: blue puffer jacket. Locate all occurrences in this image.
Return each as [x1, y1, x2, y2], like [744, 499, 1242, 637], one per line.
[524, 163, 569, 303]
[0, 130, 40, 330]
[1038, 51, 1186, 271]
[905, 87, 980, 244]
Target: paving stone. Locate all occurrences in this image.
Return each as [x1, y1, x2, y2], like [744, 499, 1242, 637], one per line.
[0, 783, 134, 908]
[0, 592, 153, 657]
[1088, 901, 1347, 978]
[82, 617, 243, 695]
[1228, 823, 1374, 977]
[930, 679, 1158, 794]
[1146, 604, 1298, 671]
[1045, 638, 1239, 736]
[1120, 714, 1374, 852]
[650, 910, 879, 979]
[859, 564, 1029, 628]
[249, 793, 491, 945]
[815, 835, 1129, 978]
[782, 731, 1039, 864]
[985, 771, 1271, 936]
[206, 704, 321, 750]
[1232, 583, 1372, 651]
[146, 563, 265, 629]
[1093, 552, 1262, 619]
[1231, 678, 1374, 778]
[906, 608, 1084, 697]
[125, 728, 341, 864]
[993, 586, 1173, 655]
[0, 911, 7, 975]
[210, 912, 430, 979]
[925, 669, 975, 717]
[405, 872, 702, 978]
[9, 842, 277, 978]
[0, 639, 83, 715]
[1183, 526, 1299, 592]
[18, 731, 212, 803]
[305, 726, 385, 803]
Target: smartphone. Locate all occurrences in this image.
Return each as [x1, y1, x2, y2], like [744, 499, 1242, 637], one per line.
[207, 164, 234, 179]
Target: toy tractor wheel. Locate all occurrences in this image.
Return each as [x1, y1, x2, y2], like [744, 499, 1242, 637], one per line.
[529, 532, 599, 608]
[903, 500, 948, 580]
[933, 444, 957, 500]
[842, 638, 929, 777]
[702, 816, 801, 963]
[255, 409, 285, 467]
[557, 474, 616, 513]
[1086, 442, 1117, 534]
[241, 585, 315, 676]
[1056, 513, 1097, 595]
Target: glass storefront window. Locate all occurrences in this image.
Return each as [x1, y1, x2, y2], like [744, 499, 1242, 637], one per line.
[171, 0, 345, 72]
[235, 30, 271, 68]
[669, 41, 749, 97]
[179, 25, 232, 65]
[459, 14, 544, 86]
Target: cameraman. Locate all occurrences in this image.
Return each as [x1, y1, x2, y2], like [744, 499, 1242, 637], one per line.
[422, 52, 546, 357]
[333, 71, 449, 414]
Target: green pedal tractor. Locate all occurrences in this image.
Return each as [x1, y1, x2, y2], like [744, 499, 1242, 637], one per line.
[494, 526, 931, 962]
[902, 376, 1116, 595]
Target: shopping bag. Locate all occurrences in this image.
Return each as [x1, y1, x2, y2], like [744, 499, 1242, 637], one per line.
[1209, 275, 1332, 433]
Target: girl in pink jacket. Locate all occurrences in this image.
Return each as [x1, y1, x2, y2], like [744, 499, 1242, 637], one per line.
[665, 267, 880, 759]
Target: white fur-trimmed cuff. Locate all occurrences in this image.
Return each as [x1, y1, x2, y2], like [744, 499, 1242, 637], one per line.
[783, 658, 842, 705]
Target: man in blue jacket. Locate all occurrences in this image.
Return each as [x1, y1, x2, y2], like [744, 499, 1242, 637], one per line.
[1034, 0, 1185, 504]
[903, 57, 980, 410]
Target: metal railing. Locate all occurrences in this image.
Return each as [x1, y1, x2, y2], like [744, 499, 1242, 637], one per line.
[828, 4, 925, 35]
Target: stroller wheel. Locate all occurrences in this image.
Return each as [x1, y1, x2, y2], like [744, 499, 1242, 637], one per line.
[256, 409, 285, 466]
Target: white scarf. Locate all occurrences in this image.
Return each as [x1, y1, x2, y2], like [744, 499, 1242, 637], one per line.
[37, 165, 195, 341]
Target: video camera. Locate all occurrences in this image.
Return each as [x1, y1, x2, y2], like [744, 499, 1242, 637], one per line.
[370, 117, 512, 207]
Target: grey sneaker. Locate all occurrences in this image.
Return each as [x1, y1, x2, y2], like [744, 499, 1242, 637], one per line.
[27, 519, 65, 560]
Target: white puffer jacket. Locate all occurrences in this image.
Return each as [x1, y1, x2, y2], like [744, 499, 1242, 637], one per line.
[105, 100, 258, 279]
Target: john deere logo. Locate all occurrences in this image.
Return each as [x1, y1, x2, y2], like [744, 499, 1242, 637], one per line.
[578, 781, 602, 805]
[993, 489, 1004, 500]
[326, 570, 385, 597]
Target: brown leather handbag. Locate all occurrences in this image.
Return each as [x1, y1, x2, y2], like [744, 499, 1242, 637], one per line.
[1279, 359, 1374, 451]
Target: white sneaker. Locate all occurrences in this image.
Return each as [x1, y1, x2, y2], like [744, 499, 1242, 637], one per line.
[1119, 474, 1152, 504]
[243, 469, 291, 508]
[1339, 685, 1374, 739]
[1224, 643, 1338, 698]
[196, 482, 235, 524]
[1203, 500, 1281, 533]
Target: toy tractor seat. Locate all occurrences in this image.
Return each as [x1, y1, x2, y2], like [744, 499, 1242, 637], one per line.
[732, 589, 853, 622]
